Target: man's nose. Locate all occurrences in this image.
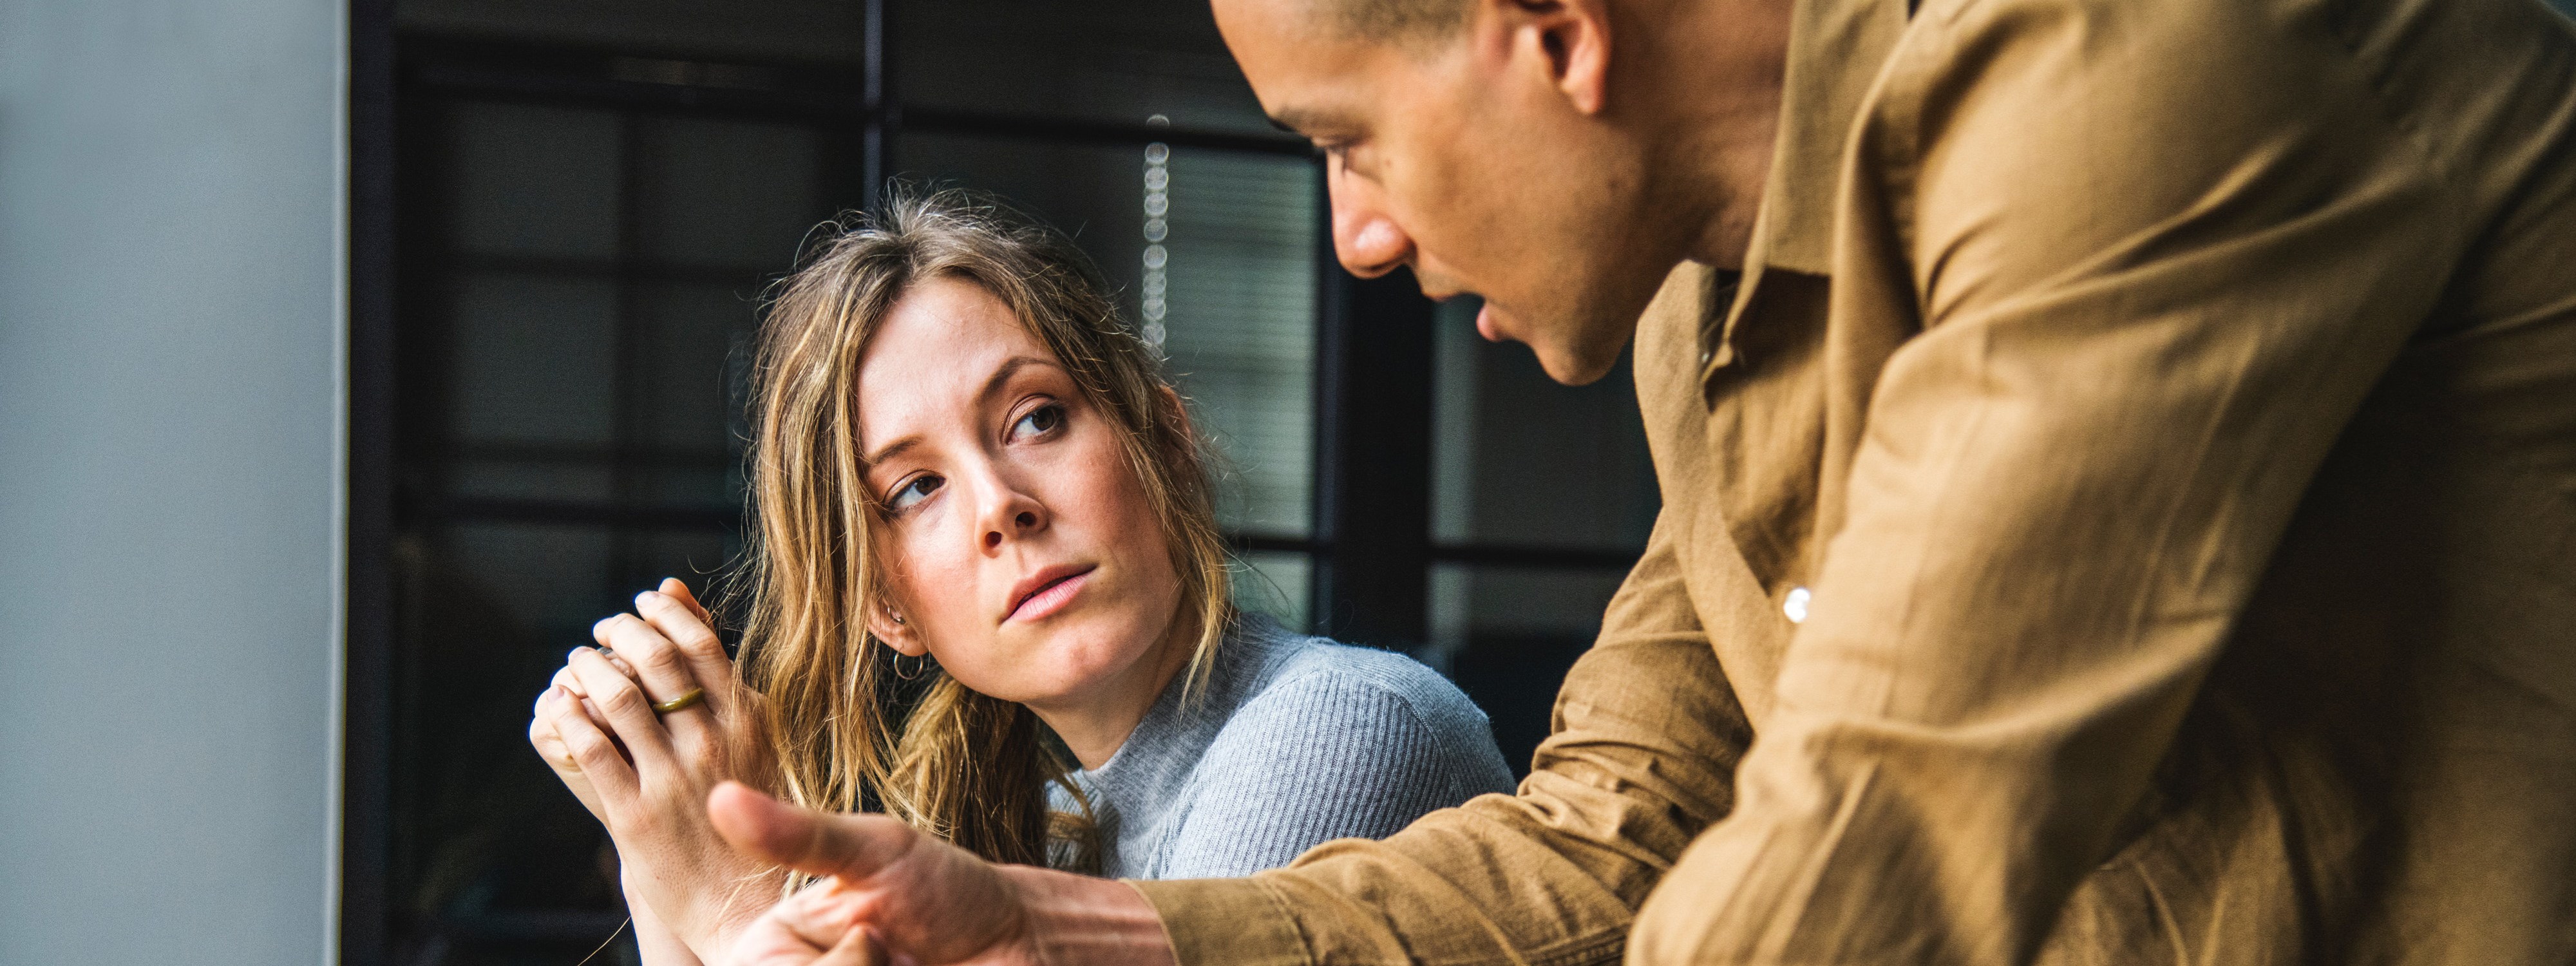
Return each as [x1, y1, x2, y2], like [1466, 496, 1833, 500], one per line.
[1329, 162, 1410, 279]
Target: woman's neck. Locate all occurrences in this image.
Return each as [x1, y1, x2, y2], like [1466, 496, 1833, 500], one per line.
[1022, 612, 1203, 770]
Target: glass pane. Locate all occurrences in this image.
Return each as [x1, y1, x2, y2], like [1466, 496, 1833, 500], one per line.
[1234, 550, 1312, 632]
[898, 0, 1276, 137]
[399, 0, 862, 66]
[895, 131, 1141, 273]
[632, 282, 762, 454]
[895, 132, 1319, 538]
[448, 460, 617, 504]
[445, 101, 623, 260]
[632, 115, 831, 270]
[622, 529, 743, 603]
[440, 522, 621, 639]
[1431, 297, 1658, 551]
[1158, 147, 1318, 538]
[1426, 563, 1631, 776]
[448, 272, 620, 447]
[392, 531, 625, 960]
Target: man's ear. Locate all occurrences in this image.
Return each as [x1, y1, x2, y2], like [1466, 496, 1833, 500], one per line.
[1502, 0, 1613, 115]
[864, 601, 927, 657]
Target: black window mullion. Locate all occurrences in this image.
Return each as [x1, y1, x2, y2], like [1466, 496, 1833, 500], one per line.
[1310, 182, 1439, 647]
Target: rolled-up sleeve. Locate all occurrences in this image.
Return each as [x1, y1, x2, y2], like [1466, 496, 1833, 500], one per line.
[1135, 510, 1755, 964]
[1629, 0, 2462, 963]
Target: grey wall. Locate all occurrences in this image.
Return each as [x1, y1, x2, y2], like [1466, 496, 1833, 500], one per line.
[0, 1, 343, 965]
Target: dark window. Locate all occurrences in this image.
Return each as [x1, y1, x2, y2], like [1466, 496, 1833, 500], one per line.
[345, 2, 1655, 963]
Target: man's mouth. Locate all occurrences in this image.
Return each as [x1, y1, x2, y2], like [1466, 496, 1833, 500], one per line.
[1007, 564, 1095, 623]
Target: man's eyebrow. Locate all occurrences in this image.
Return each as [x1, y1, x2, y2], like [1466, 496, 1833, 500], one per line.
[1267, 108, 1345, 137]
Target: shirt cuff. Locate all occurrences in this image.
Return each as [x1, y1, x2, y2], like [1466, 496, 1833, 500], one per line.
[1126, 876, 1309, 966]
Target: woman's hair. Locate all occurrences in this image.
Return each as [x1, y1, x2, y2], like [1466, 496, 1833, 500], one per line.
[734, 188, 1233, 869]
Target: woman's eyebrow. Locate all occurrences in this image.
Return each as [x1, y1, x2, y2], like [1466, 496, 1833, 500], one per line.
[979, 355, 1059, 403]
[862, 435, 920, 470]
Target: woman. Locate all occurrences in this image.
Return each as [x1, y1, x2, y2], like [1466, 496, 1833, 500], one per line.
[529, 191, 1515, 964]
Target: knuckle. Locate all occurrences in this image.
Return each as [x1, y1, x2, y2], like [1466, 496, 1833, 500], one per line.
[675, 627, 725, 656]
[562, 728, 611, 761]
[598, 683, 650, 717]
[640, 642, 688, 674]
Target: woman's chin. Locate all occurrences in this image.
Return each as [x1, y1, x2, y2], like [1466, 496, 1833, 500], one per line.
[969, 616, 1172, 708]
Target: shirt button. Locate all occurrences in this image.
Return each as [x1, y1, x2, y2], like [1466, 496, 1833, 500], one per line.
[1783, 586, 1810, 624]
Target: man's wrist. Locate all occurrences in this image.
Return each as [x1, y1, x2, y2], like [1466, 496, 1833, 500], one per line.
[998, 866, 1178, 966]
[1125, 877, 1305, 966]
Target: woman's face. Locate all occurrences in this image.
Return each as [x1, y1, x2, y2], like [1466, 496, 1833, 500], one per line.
[855, 275, 1186, 710]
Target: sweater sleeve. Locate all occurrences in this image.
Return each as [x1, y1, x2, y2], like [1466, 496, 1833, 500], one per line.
[1156, 667, 1517, 880]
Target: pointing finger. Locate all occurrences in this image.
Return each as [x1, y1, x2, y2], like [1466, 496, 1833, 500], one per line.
[707, 782, 921, 883]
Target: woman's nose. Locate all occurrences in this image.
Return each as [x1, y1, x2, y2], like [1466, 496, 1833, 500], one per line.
[978, 485, 1048, 554]
[1330, 164, 1412, 279]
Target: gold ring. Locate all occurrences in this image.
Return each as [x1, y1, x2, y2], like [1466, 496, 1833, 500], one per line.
[652, 688, 706, 714]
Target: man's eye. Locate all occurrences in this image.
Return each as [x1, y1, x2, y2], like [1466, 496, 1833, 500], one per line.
[888, 474, 942, 511]
[1011, 403, 1065, 440]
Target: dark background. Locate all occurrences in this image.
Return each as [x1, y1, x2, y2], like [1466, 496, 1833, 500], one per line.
[346, 1, 1658, 962]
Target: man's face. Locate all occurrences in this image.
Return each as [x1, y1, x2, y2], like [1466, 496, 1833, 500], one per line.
[1213, 0, 1687, 385]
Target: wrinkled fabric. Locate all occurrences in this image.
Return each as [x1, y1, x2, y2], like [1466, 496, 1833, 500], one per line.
[1133, 0, 2576, 961]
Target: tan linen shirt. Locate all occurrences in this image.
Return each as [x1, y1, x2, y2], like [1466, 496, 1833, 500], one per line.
[1133, 0, 2576, 960]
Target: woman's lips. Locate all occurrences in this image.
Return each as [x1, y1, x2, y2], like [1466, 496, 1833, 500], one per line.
[1008, 567, 1093, 623]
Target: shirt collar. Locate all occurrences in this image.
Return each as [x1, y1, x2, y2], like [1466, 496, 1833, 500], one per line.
[1751, 0, 1911, 276]
[1703, 0, 1910, 375]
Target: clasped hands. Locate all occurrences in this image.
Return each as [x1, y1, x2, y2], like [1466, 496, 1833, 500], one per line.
[527, 580, 1167, 966]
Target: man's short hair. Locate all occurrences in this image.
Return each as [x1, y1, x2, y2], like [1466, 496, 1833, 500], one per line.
[1321, 0, 1470, 43]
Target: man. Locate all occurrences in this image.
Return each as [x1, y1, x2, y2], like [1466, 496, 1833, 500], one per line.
[710, 0, 2576, 961]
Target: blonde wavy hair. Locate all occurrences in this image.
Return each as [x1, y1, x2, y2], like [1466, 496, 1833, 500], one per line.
[734, 189, 1234, 869]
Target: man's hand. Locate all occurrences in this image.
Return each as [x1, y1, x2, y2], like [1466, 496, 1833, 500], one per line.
[706, 782, 1179, 966]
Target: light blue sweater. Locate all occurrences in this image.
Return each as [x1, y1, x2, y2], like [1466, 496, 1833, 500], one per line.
[1061, 616, 1516, 880]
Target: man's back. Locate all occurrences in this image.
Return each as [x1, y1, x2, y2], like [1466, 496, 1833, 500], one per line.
[1631, 0, 2576, 958]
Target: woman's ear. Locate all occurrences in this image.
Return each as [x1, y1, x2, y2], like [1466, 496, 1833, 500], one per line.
[865, 603, 928, 657]
[1158, 384, 1193, 440]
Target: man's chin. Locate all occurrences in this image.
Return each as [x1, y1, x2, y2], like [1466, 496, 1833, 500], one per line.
[1531, 339, 1624, 386]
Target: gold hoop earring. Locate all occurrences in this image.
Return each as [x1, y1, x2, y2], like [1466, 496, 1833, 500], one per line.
[893, 650, 927, 681]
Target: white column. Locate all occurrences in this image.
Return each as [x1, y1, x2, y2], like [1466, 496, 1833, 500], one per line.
[0, 1, 345, 963]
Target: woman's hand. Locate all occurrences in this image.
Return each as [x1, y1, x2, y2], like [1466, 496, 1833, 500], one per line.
[532, 578, 784, 962]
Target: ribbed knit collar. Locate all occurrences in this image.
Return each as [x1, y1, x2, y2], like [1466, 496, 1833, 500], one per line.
[1068, 614, 1295, 870]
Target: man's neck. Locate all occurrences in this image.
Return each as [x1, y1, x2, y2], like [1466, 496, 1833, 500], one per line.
[1633, 0, 1795, 270]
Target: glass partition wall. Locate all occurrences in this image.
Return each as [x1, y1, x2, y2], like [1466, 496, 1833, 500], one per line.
[347, 2, 1654, 962]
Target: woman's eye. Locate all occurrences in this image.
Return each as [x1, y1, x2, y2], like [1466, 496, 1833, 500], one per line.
[887, 474, 942, 511]
[1010, 403, 1065, 441]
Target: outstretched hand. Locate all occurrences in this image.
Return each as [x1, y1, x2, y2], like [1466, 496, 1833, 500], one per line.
[706, 782, 1178, 966]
